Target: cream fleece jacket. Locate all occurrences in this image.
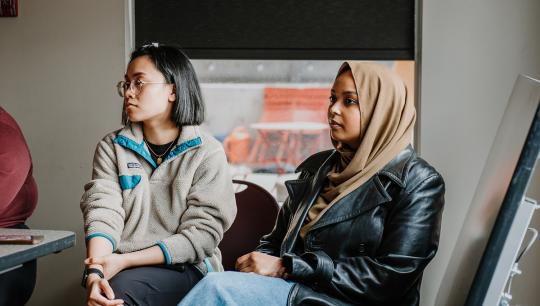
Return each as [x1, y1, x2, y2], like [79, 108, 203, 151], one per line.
[80, 123, 237, 273]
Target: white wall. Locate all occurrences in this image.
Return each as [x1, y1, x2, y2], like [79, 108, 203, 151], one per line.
[0, 1, 125, 305]
[419, 0, 540, 305]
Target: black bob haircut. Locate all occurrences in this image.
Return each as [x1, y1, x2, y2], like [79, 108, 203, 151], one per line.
[122, 43, 205, 127]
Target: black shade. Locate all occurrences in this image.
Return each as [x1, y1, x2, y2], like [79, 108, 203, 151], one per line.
[135, 0, 415, 60]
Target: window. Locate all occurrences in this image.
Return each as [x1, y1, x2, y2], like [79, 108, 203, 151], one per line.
[193, 60, 414, 201]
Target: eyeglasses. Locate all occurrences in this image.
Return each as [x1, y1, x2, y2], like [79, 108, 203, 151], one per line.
[116, 80, 171, 97]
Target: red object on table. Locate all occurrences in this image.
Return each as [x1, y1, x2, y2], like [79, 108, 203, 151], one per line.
[223, 126, 252, 164]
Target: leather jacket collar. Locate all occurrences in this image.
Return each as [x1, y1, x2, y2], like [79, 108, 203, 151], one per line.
[281, 145, 416, 254]
[295, 144, 415, 187]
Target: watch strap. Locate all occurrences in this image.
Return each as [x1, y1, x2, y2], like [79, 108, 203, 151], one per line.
[87, 268, 104, 279]
[81, 267, 104, 288]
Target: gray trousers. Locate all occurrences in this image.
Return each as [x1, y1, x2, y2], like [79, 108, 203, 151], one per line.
[109, 264, 203, 306]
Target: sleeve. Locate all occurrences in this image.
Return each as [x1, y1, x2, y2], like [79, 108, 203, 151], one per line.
[0, 126, 31, 210]
[256, 170, 310, 256]
[159, 148, 237, 264]
[255, 198, 294, 256]
[282, 173, 445, 304]
[80, 138, 125, 250]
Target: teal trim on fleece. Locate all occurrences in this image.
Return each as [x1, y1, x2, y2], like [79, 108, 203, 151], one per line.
[114, 135, 157, 168]
[86, 233, 116, 250]
[157, 242, 172, 265]
[204, 258, 214, 272]
[118, 175, 141, 190]
[164, 137, 202, 162]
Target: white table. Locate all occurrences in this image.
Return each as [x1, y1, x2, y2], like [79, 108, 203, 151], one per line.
[0, 228, 76, 274]
[250, 121, 328, 131]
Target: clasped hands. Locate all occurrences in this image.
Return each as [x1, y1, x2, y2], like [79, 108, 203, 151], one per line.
[84, 253, 127, 306]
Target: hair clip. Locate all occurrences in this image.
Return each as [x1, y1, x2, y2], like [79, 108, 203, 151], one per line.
[142, 42, 160, 48]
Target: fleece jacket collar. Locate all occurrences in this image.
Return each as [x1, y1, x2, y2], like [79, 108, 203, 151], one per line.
[114, 123, 203, 169]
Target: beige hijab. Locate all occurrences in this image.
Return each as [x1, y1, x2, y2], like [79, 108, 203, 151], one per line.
[300, 61, 416, 238]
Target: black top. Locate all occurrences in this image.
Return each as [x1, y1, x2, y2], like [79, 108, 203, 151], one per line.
[135, 0, 415, 60]
[145, 137, 178, 165]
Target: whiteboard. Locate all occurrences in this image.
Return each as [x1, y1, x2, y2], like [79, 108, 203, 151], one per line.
[435, 75, 540, 306]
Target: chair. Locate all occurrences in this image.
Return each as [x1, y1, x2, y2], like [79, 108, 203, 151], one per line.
[219, 180, 280, 271]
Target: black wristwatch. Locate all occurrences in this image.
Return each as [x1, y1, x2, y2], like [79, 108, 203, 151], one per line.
[81, 267, 104, 288]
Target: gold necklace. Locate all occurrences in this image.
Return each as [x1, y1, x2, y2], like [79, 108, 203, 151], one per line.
[144, 138, 176, 165]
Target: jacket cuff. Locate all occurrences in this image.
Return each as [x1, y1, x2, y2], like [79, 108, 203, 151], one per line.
[283, 251, 334, 288]
[160, 234, 199, 265]
[157, 241, 172, 265]
[255, 245, 279, 256]
[85, 232, 117, 251]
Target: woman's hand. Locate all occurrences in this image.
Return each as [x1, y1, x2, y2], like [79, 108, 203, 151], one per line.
[85, 254, 129, 280]
[235, 251, 286, 278]
[86, 275, 124, 306]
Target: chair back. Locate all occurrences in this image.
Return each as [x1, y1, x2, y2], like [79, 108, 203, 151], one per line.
[219, 179, 280, 271]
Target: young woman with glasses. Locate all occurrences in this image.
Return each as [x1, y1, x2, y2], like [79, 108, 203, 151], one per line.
[179, 62, 445, 306]
[80, 43, 237, 306]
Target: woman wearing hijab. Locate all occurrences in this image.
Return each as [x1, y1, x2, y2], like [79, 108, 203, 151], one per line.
[179, 61, 445, 306]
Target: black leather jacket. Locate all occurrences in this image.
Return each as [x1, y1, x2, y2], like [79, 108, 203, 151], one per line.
[256, 145, 445, 306]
